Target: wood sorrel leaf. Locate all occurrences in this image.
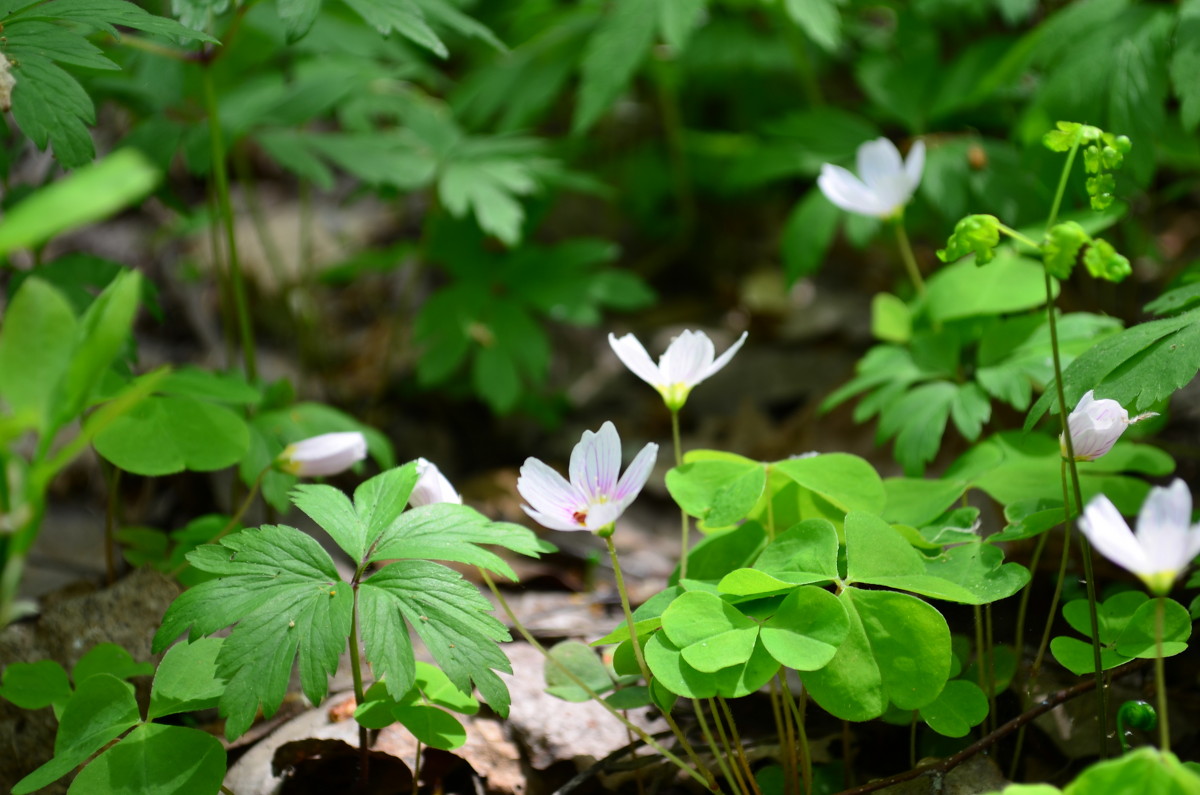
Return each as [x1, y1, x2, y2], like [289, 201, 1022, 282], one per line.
[774, 453, 885, 515]
[73, 643, 153, 686]
[0, 659, 71, 711]
[667, 453, 766, 529]
[67, 723, 226, 795]
[759, 586, 849, 671]
[719, 519, 839, 597]
[13, 673, 140, 794]
[152, 526, 353, 740]
[545, 641, 614, 702]
[919, 679, 988, 738]
[804, 588, 951, 721]
[148, 638, 226, 721]
[93, 395, 249, 476]
[662, 591, 759, 673]
[0, 277, 77, 432]
[643, 631, 717, 700]
[1114, 598, 1191, 659]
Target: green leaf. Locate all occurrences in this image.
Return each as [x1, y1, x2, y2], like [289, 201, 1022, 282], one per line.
[881, 478, 967, 527]
[759, 587, 849, 671]
[877, 381, 956, 475]
[662, 591, 759, 673]
[439, 155, 538, 245]
[925, 254, 1051, 323]
[149, 638, 226, 720]
[657, 0, 705, 51]
[370, 502, 546, 580]
[73, 643, 153, 686]
[276, 0, 320, 40]
[804, 588, 951, 720]
[871, 293, 912, 343]
[719, 519, 839, 596]
[412, 660, 479, 714]
[153, 526, 353, 740]
[1043, 222, 1088, 280]
[1145, 282, 1200, 316]
[158, 367, 261, 404]
[683, 521, 768, 584]
[772, 453, 885, 515]
[666, 455, 766, 529]
[0, 149, 158, 254]
[782, 0, 841, 52]
[782, 188, 840, 283]
[1113, 598, 1191, 659]
[919, 679, 989, 738]
[340, 0, 447, 56]
[393, 703, 468, 749]
[472, 344, 521, 412]
[572, 0, 656, 134]
[937, 214, 1002, 265]
[360, 560, 512, 715]
[93, 395, 250, 476]
[1171, 3, 1200, 132]
[643, 630, 717, 699]
[544, 641, 614, 702]
[10, 55, 96, 167]
[68, 723, 226, 795]
[923, 543, 1030, 605]
[1082, 238, 1132, 283]
[0, 659, 71, 710]
[1026, 307, 1200, 427]
[14, 674, 140, 794]
[0, 277, 77, 432]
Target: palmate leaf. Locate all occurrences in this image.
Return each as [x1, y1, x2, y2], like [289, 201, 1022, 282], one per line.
[360, 561, 513, 714]
[152, 526, 353, 740]
[1025, 306, 1200, 430]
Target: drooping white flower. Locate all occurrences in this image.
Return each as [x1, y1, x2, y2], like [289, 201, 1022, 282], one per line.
[517, 421, 657, 535]
[1079, 480, 1200, 596]
[608, 329, 748, 411]
[410, 458, 463, 507]
[817, 137, 925, 220]
[1060, 390, 1157, 461]
[277, 432, 368, 477]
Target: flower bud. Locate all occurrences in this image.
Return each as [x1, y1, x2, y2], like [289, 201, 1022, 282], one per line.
[409, 458, 462, 507]
[277, 432, 367, 477]
[1060, 390, 1155, 462]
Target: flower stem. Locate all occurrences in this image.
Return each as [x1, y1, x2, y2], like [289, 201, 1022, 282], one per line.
[1155, 596, 1170, 752]
[781, 675, 813, 795]
[1012, 531, 1049, 666]
[1041, 240, 1104, 758]
[671, 409, 690, 580]
[695, 699, 741, 794]
[203, 65, 257, 382]
[893, 220, 927, 298]
[478, 568, 716, 790]
[349, 587, 370, 784]
[717, 696, 760, 795]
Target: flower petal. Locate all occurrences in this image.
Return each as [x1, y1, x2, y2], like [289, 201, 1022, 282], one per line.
[410, 458, 462, 507]
[614, 441, 659, 505]
[1136, 479, 1194, 575]
[609, 333, 663, 387]
[279, 432, 368, 477]
[570, 421, 622, 502]
[1079, 493, 1153, 576]
[904, 139, 926, 192]
[700, 330, 748, 383]
[659, 330, 715, 387]
[518, 456, 582, 522]
[522, 504, 589, 532]
[857, 138, 905, 192]
[818, 164, 889, 216]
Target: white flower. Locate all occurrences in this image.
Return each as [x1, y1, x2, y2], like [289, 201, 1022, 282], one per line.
[817, 137, 925, 220]
[517, 421, 657, 535]
[277, 432, 367, 477]
[1079, 480, 1200, 596]
[1060, 390, 1157, 461]
[410, 458, 463, 507]
[608, 329, 748, 411]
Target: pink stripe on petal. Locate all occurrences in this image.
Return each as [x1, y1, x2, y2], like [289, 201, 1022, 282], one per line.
[570, 422, 621, 501]
[518, 457, 582, 517]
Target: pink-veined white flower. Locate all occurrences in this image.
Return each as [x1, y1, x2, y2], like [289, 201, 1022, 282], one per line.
[277, 432, 367, 477]
[1079, 480, 1200, 596]
[817, 138, 925, 220]
[608, 329, 748, 411]
[1060, 389, 1157, 461]
[410, 458, 463, 507]
[517, 421, 657, 535]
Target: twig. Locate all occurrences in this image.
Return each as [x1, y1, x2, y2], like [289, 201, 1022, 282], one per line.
[833, 659, 1150, 795]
